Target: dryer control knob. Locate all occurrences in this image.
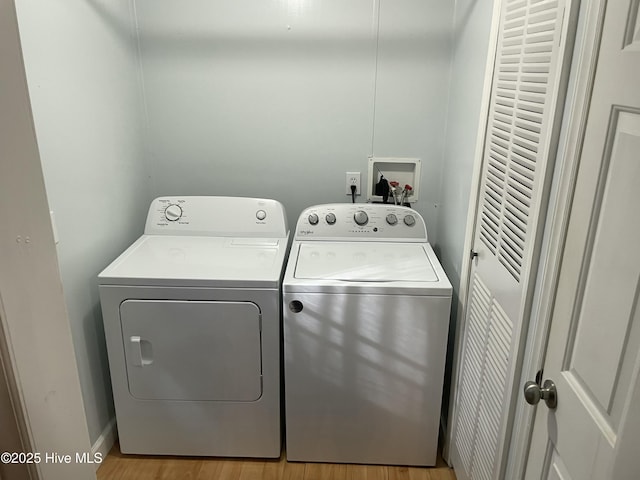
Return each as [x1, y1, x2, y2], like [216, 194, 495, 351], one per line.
[386, 214, 398, 225]
[164, 204, 183, 222]
[308, 213, 319, 225]
[326, 213, 336, 225]
[354, 210, 369, 226]
[403, 214, 416, 226]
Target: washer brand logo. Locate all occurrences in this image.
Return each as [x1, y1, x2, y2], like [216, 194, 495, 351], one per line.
[298, 230, 314, 236]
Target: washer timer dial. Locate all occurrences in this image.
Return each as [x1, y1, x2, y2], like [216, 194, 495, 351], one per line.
[164, 204, 183, 222]
[354, 211, 369, 226]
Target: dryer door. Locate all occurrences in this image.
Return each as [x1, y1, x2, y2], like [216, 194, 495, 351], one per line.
[120, 300, 262, 401]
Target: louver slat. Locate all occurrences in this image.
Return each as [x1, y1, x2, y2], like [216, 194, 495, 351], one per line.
[455, 274, 492, 473]
[454, 274, 515, 480]
[454, 2, 568, 479]
[477, 0, 560, 282]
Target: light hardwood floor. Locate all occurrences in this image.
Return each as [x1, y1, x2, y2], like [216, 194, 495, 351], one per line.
[97, 444, 457, 480]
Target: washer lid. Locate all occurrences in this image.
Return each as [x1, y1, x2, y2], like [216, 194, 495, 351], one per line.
[99, 234, 287, 286]
[294, 242, 438, 282]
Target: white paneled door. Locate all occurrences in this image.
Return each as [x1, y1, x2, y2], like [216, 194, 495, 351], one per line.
[450, 1, 577, 479]
[525, 0, 640, 478]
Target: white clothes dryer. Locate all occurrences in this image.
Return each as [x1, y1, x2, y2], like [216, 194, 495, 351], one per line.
[99, 196, 289, 457]
[283, 203, 451, 466]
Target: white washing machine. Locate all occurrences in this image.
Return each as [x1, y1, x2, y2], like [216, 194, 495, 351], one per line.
[283, 203, 452, 466]
[99, 196, 289, 457]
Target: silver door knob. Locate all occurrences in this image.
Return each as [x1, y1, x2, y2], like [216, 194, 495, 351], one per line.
[523, 379, 557, 409]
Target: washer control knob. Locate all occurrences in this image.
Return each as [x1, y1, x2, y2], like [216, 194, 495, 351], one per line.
[164, 204, 183, 222]
[404, 214, 416, 226]
[354, 210, 369, 226]
[386, 214, 398, 225]
[326, 213, 337, 225]
[308, 213, 319, 225]
[256, 210, 267, 220]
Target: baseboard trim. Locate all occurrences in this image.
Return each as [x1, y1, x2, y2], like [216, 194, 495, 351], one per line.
[91, 417, 117, 471]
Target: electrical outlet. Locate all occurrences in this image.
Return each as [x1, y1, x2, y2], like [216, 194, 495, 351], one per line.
[345, 172, 361, 195]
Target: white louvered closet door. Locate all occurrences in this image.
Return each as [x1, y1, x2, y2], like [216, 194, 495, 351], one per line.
[450, 1, 576, 479]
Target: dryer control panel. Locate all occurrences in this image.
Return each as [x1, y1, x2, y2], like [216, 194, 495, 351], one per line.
[144, 196, 288, 238]
[295, 204, 427, 242]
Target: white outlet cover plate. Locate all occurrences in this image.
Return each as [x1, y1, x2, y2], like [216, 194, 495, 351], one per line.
[345, 171, 361, 195]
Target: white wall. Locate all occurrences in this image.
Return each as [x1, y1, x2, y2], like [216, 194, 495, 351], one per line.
[135, 0, 455, 235]
[0, 1, 95, 478]
[12, 0, 483, 452]
[436, 0, 495, 424]
[373, 0, 454, 244]
[15, 0, 150, 447]
[437, 0, 495, 300]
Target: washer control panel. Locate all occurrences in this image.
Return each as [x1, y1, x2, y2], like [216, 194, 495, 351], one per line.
[295, 204, 427, 241]
[144, 196, 288, 238]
